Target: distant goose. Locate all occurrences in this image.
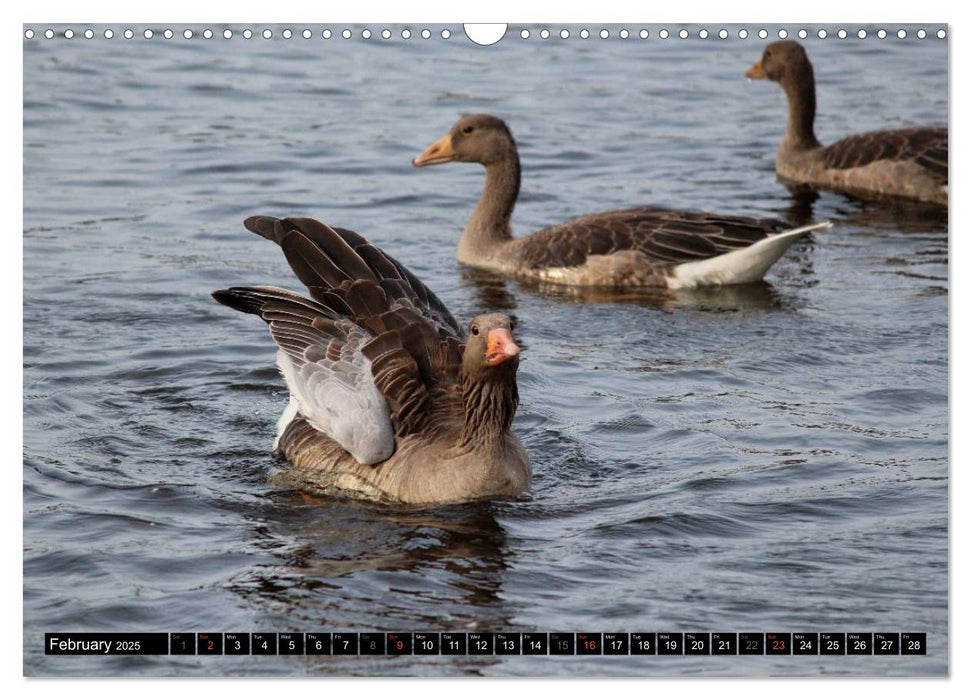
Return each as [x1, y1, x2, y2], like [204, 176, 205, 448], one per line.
[412, 114, 830, 289]
[746, 40, 948, 206]
[213, 216, 530, 505]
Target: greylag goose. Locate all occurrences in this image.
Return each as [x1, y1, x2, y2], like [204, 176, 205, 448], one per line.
[412, 114, 830, 288]
[213, 216, 530, 505]
[746, 40, 948, 206]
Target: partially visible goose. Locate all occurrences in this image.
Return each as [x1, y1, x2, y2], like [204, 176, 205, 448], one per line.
[213, 216, 529, 505]
[412, 114, 830, 289]
[746, 40, 948, 206]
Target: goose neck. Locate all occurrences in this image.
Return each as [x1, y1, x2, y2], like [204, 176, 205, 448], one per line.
[459, 154, 521, 262]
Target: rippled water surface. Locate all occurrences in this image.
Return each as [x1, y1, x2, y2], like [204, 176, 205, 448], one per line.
[23, 24, 948, 676]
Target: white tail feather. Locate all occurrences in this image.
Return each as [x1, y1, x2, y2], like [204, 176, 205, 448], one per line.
[667, 221, 832, 289]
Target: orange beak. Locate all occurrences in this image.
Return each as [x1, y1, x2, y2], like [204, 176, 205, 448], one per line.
[412, 133, 456, 167]
[745, 61, 765, 79]
[485, 328, 520, 366]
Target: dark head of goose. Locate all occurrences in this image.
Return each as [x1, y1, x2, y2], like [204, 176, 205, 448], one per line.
[746, 40, 815, 89]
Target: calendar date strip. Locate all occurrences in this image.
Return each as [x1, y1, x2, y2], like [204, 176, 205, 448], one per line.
[45, 632, 926, 656]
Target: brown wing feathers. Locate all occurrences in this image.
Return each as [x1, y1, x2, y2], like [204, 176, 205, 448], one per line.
[361, 330, 431, 437]
[821, 127, 948, 181]
[244, 216, 462, 336]
[521, 209, 786, 270]
[220, 216, 466, 439]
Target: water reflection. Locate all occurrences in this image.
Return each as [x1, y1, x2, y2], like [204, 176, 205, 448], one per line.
[779, 181, 949, 234]
[460, 264, 794, 313]
[776, 186, 821, 227]
[283, 498, 507, 585]
[830, 198, 949, 234]
[228, 494, 519, 637]
[460, 267, 519, 311]
[527, 279, 797, 312]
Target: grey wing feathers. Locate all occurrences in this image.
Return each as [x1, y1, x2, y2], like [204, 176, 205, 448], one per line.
[212, 286, 396, 465]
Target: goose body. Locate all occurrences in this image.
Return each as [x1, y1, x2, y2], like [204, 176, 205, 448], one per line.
[747, 40, 947, 206]
[214, 216, 530, 505]
[413, 114, 830, 288]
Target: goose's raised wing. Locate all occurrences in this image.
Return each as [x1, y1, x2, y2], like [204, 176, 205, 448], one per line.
[214, 217, 466, 464]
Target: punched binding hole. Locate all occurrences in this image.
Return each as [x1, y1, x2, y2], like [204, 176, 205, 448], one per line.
[464, 24, 506, 45]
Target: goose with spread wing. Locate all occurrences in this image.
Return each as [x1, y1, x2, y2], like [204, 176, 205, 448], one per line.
[213, 216, 529, 505]
[412, 114, 830, 289]
[746, 40, 947, 206]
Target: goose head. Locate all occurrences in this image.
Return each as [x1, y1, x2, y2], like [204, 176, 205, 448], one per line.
[413, 114, 518, 168]
[746, 40, 813, 85]
[461, 313, 520, 376]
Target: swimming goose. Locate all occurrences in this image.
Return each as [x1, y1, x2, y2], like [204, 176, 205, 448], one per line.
[746, 40, 947, 206]
[213, 216, 530, 505]
[412, 114, 830, 289]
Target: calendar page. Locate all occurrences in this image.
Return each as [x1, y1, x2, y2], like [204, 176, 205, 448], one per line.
[22, 20, 948, 678]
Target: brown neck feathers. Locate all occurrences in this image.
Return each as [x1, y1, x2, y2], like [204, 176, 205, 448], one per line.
[782, 62, 821, 150]
[458, 369, 519, 449]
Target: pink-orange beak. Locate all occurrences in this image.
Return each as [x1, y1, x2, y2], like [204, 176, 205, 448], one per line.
[485, 328, 520, 366]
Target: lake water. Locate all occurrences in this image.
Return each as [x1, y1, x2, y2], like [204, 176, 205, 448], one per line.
[23, 23, 948, 676]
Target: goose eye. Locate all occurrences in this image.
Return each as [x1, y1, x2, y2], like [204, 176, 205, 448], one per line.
[462, 125, 474, 134]
[470, 323, 479, 336]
